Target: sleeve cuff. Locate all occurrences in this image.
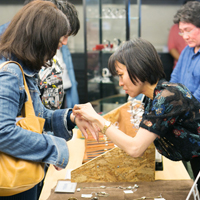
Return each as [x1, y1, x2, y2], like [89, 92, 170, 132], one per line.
[66, 110, 76, 130]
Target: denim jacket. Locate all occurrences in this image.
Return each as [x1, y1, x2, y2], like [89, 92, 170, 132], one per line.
[0, 58, 73, 168]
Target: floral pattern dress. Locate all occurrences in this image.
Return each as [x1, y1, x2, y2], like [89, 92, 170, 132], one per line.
[140, 79, 200, 161]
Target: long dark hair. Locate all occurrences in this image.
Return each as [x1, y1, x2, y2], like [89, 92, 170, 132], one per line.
[0, 0, 70, 70]
[108, 38, 165, 85]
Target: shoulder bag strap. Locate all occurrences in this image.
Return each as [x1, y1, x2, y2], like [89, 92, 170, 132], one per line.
[0, 61, 36, 117]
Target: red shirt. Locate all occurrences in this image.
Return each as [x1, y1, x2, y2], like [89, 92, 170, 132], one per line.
[168, 24, 187, 69]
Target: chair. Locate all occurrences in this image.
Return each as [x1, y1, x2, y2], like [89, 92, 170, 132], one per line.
[186, 171, 200, 200]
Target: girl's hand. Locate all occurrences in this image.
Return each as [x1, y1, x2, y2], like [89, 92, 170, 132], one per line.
[53, 165, 63, 171]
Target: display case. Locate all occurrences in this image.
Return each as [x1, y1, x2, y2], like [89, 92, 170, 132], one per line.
[83, 0, 141, 113]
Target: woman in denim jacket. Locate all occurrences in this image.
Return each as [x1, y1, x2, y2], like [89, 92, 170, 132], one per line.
[0, 1, 96, 200]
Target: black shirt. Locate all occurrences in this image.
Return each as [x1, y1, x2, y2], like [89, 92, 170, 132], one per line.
[140, 79, 200, 161]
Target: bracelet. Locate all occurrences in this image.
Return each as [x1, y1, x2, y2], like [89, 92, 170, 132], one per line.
[102, 121, 111, 134]
[74, 116, 76, 124]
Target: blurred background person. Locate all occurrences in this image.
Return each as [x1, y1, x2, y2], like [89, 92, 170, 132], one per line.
[168, 23, 187, 69]
[170, 1, 200, 103]
[168, 0, 198, 179]
[167, 1, 195, 69]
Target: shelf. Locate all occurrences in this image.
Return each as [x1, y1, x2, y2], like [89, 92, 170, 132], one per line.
[83, 0, 141, 106]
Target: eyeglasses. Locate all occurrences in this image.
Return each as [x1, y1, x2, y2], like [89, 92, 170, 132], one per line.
[178, 27, 197, 36]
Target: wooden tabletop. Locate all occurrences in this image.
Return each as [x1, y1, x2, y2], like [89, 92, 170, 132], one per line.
[39, 129, 191, 200]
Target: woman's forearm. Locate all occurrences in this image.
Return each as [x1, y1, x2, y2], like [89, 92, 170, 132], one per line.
[94, 116, 156, 157]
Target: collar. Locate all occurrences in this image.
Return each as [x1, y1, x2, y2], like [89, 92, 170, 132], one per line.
[153, 79, 167, 97]
[10, 56, 39, 77]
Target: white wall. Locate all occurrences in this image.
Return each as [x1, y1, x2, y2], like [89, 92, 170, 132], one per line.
[0, 3, 183, 53]
[67, 5, 84, 53]
[0, 5, 23, 25]
[140, 4, 181, 52]
[67, 3, 183, 53]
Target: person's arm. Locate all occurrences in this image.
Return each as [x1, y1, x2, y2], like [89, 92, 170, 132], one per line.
[73, 103, 157, 157]
[0, 65, 69, 168]
[169, 48, 180, 61]
[168, 25, 178, 61]
[70, 112, 98, 141]
[42, 104, 98, 141]
[95, 118, 157, 157]
[170, 49, 185, 83]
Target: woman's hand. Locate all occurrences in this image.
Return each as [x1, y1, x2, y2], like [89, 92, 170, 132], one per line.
[70, 110, 99, 141]
[73, 103, 100, 123]
[73, 103, 103, 141]
[53, 165, 63, 171]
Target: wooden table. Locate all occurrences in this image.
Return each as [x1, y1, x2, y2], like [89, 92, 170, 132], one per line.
[39, 129, 191, 200]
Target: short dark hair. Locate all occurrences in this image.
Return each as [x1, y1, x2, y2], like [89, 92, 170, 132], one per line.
[174, 1, 200, 27]
[24, 0, 80, 36]
[0, 0, 70, 70]
[108, 38, 165, 85]
[183, 0, 200, 5]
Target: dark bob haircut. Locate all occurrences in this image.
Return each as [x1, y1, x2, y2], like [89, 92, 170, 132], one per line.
[108, 38, 165, 85]
[174, 1, 200, 27]
[0, 0, 70, 70]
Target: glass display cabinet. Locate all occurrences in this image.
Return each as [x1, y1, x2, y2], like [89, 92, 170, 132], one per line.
[83, 0, 141, 113]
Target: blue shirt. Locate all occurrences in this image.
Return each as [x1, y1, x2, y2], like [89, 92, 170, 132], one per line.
[61, 45, 79, 108]
[170, 45, 200, 102]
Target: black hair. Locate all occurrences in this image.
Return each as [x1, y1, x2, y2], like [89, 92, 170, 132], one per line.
[108, 38, 165, 85]
[174, 1, 200, 27]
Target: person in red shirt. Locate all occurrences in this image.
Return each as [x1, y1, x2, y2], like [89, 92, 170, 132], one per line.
[168, 23, 187, 69]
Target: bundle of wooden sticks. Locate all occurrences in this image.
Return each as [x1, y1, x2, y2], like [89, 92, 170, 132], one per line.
[77, 101, 142, 163]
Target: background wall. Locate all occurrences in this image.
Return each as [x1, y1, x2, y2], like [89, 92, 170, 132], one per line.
[141, 4, 181, 52]
[0, 0, 185, 53]
[0, 2, 23, 25]
[68, 0, 184, 53]
[0, 0, 186, 103]
[64, 1, 183, 53]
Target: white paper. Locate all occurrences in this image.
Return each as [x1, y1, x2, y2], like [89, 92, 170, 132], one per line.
[54, 181, 77, 193]
[124, 190, 133, 194]
[81, 194, 93, 198]
[65, 169, 73, 179]
[155, 198, 165, 200]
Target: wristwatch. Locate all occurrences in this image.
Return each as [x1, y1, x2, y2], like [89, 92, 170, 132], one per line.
[102, 121, 111, 134]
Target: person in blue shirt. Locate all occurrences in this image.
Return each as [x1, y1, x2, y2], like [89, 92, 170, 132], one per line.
[170, 1, 200, 103]
[0, 1, 97, 199]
